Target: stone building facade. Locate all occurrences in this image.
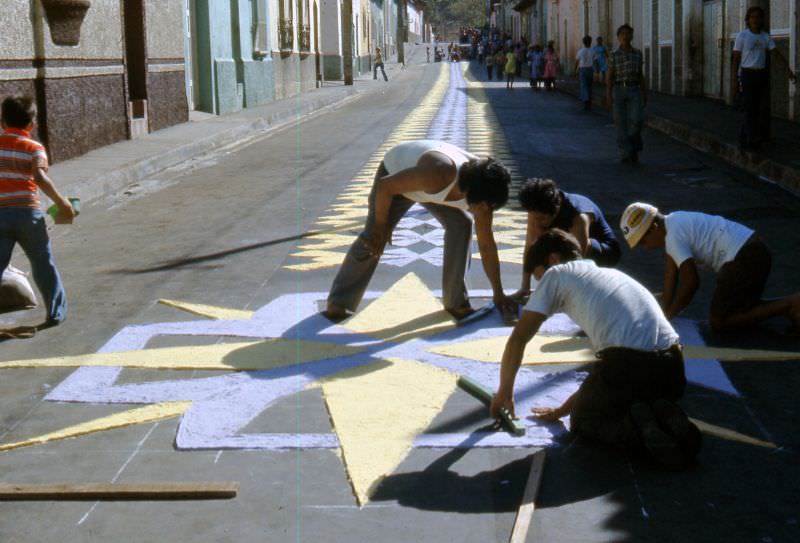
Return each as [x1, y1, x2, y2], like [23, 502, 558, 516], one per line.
[0, 0, 188, 163]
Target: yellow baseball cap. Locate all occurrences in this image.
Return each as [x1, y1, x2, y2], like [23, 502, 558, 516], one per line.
[620, 203, 658, 248]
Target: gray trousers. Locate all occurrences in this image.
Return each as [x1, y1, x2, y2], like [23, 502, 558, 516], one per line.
[327, 162, 472, 312]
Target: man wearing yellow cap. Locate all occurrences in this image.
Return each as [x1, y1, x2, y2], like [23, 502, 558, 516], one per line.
[620, 203, 800, 333]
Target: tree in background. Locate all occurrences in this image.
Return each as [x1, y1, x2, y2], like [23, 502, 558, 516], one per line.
[426, 0, 486, 41]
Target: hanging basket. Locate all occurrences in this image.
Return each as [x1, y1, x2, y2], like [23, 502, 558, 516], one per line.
[41, 0, 92, 46]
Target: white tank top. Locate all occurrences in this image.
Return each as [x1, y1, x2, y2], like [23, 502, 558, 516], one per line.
[383, 140, 474, 211]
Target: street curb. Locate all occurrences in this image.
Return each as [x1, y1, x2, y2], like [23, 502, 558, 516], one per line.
[556, 81, 800, 195]
[55, 87, 360, 205]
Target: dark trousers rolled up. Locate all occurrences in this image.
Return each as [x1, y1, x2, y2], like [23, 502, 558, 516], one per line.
[570, 345, 686, 453]
[739, 68, 771, 147]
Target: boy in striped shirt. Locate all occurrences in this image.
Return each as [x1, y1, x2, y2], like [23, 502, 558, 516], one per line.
[1, 95, 75, 331]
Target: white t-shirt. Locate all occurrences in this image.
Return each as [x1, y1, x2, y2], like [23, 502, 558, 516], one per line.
[383, 140, 475, 211]
[665, 211, 754, 273]
[576, 47, 596, 69]
[733, 29, 776, 69]
[525, 260, 679, 352]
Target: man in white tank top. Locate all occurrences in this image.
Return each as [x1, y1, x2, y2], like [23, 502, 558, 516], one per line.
[621, 203, 800, 334]
[324, 140, 517, 321]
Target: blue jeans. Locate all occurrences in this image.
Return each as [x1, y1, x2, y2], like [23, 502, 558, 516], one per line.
[579, 67, 594, 104]
[613, 86, 644, 159]
[0, 208, 67, 323]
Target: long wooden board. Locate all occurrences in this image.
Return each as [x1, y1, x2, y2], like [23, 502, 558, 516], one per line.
[509, 450, 546, 543]
[0, 482, 239, 501]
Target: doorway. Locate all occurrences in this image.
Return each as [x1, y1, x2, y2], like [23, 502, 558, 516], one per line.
[703, 0, 725, 98]
[123, 0, 148, 137]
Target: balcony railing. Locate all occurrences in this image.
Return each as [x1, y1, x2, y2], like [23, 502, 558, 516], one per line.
[299, 24, 311, 52]
[279, 18, 294, 51]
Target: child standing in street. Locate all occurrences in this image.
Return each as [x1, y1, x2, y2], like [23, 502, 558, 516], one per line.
[505, 48, 517, 89]
[543, 41, 559, 90]
[0, 95, 75, 333]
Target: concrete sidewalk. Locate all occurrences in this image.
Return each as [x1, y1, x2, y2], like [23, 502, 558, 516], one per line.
[49, 55, 416, 206]
[554, 75, 800, 193]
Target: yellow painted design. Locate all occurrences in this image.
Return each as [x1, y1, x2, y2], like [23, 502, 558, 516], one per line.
[284, 250, 351, 271]
[690, 418, 777, 449]
[430, 334, 594, 365]
[0, 340, 364, 371]
[0, 401, 192, 452]
[319, 358, 457, 505]
[344, 273, 455, 343]
[157, 299, 254, 321]
[431, 333, 800, 366]
[286, 64, 452, 271]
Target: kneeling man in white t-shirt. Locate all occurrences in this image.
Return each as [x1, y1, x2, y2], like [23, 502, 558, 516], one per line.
[490, 229, 701, 469]
[621, 203, 800, 333]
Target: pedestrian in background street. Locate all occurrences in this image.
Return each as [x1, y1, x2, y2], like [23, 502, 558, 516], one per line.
[576, 35, 597, 110]
[514, 44, 525, 78]
[373, 47, 388, 81]
[505, 48, 517, 89]
[543, 41, 559, 90]
[529, 44, 544, 89]
[606, 24, 647, 163]
[486, 46, 495, 81]
[732, 6, 796, 151]
[495, 48, 505, 81]
[0, 95, 76, 333]
[593, 36, 608, 84]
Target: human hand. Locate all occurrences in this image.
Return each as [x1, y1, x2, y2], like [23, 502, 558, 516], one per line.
[54, 201, 76, 224]
[493, 293, 519, 315]
[531, 406, 563, 423]
[490, 392, 516, 420]
[789, 71, 797, 83]
[510, 288, 531, 305]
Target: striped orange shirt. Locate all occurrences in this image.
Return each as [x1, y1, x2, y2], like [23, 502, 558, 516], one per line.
[0, 128, 48, 209]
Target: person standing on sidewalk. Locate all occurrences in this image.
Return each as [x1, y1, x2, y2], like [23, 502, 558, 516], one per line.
[732, 6, 796, 151]
[373, 47, 388, 82]
[491, 230, 700, 470]
[0, 96, 75, 333]
[543, 41, 559, 90]
[620, 203, 800, 334]
[576, 36, 597, 110]
[593, 36, 608, 84]
[606, 24, 647, 163]
[323, 140, 518, 322]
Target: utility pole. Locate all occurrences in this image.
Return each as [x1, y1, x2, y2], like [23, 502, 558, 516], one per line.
[342, 0, 353, 85]
[397, 0, 407, 65]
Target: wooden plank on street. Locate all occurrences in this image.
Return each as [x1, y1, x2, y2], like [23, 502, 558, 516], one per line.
[0, 482, 239, 501]
[509, 450, 546, 543]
